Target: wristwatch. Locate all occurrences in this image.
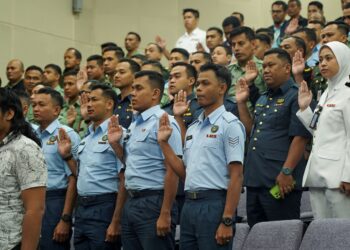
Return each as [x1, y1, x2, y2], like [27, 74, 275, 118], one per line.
[222, 217, 233, 227]
[61, 214, 72, 223]
[281, 167, 293, 176]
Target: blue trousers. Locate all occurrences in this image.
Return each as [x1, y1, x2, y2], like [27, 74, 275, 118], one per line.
[180, 191, 234, 250]
[121, 193, 177, 250]
[74, 193, 121, 250]
[40, 189, 70, 250]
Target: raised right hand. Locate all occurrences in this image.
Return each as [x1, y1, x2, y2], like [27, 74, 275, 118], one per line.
[292, 50, 305, 76]
[158, 113, 173, 143]
[235, 78, 250, 104]
[298, 80, 312, 111]
[173, 90, 190, 117]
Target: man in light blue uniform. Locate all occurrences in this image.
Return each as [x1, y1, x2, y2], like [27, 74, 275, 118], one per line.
[112, 70, 182, 250]
[62, 84, 124, 249]
[32, 87, 80, 249]
[158, 64, 245, 250]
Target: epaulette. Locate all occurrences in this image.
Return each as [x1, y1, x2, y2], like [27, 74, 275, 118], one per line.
[222, 112, 236, 123]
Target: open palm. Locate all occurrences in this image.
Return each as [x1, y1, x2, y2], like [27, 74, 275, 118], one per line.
[108, 115, 123, 145]
[57, 128, 72, 158]
[173, 90, 190, 116]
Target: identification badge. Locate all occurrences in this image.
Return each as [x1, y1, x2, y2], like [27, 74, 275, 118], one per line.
[46, 136, 57, 145]
[211, 125, 219, 133]
[186, 135, 193, 141]
[206, 134, 217, 138]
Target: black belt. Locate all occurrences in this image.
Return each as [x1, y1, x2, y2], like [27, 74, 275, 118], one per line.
[46, 189, 67, 197]
[77, 192, 117, 205]
[185, 190, 226, 200]
[127, 189, 163, 198]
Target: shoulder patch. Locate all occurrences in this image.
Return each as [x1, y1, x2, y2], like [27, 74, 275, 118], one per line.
[222, 112, 236, 123]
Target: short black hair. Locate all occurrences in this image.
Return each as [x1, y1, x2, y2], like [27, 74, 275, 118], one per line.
[288, 0, 301, 8]
[63, 70, 78, 78]
[230, 26, 255, 41]
[89, 84, 118, 111]
[102, 46, 125, 59]
[222, 16, 241, 28]
[135, 70, 165, 98]
[118, 58, 141, 74]
[308, 20, 325, 27]
[272, 1, 288, 11]
[171, 62, 198, 81]
[45, 64, 62, 76]
[325, 21, 349, 36]
[256, 28, 274, 41]
[344, 2, 350, 9]
[308, 1, 323, 11]
[264, 48, 292, 65]
[256, 33, 272, 45]
[183, 8, 199, 18]
[142, 60, 164, 74]
[207, 27, 224, 37]
[25, 65, 43, 74]
[66, 47, 82, 60]
[232, 11, 244, 23]
[101, 42, 117, 50]
[87, 54, 103, 66]
[127, 32, 141, 42]
[147, 43, 163, 53]
[37, 87, 64, 109]
[292, 27, 318, 43]
[192, 51, 212, 63]
[281, 36, 307, 57]
[213, 45, 233, 56]
[170, 48, 190, 60]
[199, 63, 232, 92]
[131, 54, 147, 62]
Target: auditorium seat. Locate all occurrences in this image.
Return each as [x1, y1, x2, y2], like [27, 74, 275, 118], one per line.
[232, 223, 250, 250]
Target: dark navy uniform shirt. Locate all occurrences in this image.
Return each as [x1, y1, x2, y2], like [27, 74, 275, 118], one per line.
[114, 94, 133, 129]
[244, 79, 311, 189]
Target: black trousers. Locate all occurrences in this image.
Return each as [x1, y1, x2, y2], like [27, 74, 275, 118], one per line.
[246, 187, 302, 228]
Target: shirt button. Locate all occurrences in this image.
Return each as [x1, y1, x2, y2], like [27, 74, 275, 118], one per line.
[257, 129, 260, 133]
[252, 147, 256, 150]
[254, 138, 257, 141]
[269, 98, 273, 101]
[274, 109, 278, 112]
[259, 122, 263, 125]
[266, 105, 270, 108]
[263, 113, 266, 116]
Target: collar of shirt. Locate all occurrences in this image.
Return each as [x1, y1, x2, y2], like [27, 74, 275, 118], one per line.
[88, 117, 111, 135]
[274, 21, 285, 29]
[36, 119, 60, 136]
[231, 56, 261, 71]
[134, 105, 162, 124]
[117, 93, 132, 103]
[198, 105, 226, 125]
[267, 78, 294, 96]
[0, 131, 16, 147]
[185, 27, 201, 37]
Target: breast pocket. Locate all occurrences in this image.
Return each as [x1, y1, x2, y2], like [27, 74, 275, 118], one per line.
[43, 144, 58, 154]
[272, 105, 289, 128]
[317, 149, 341, 161]
[93, 144, 110, 153]
[135, 130, 157, 144]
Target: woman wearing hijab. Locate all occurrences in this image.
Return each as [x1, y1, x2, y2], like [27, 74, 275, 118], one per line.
[297, 41, 350, 219]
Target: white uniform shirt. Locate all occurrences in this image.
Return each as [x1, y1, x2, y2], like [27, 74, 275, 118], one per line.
[175, 27, 209, 53]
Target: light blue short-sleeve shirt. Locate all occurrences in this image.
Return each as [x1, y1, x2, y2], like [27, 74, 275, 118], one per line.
[183, 105, 245, 191]
[77, 118, 124, 196]
[124, 105, 182, 190]
[36, 119, 80, 190]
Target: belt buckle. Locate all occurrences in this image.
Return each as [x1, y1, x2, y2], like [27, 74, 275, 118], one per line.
[189, 191, 198, 200]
